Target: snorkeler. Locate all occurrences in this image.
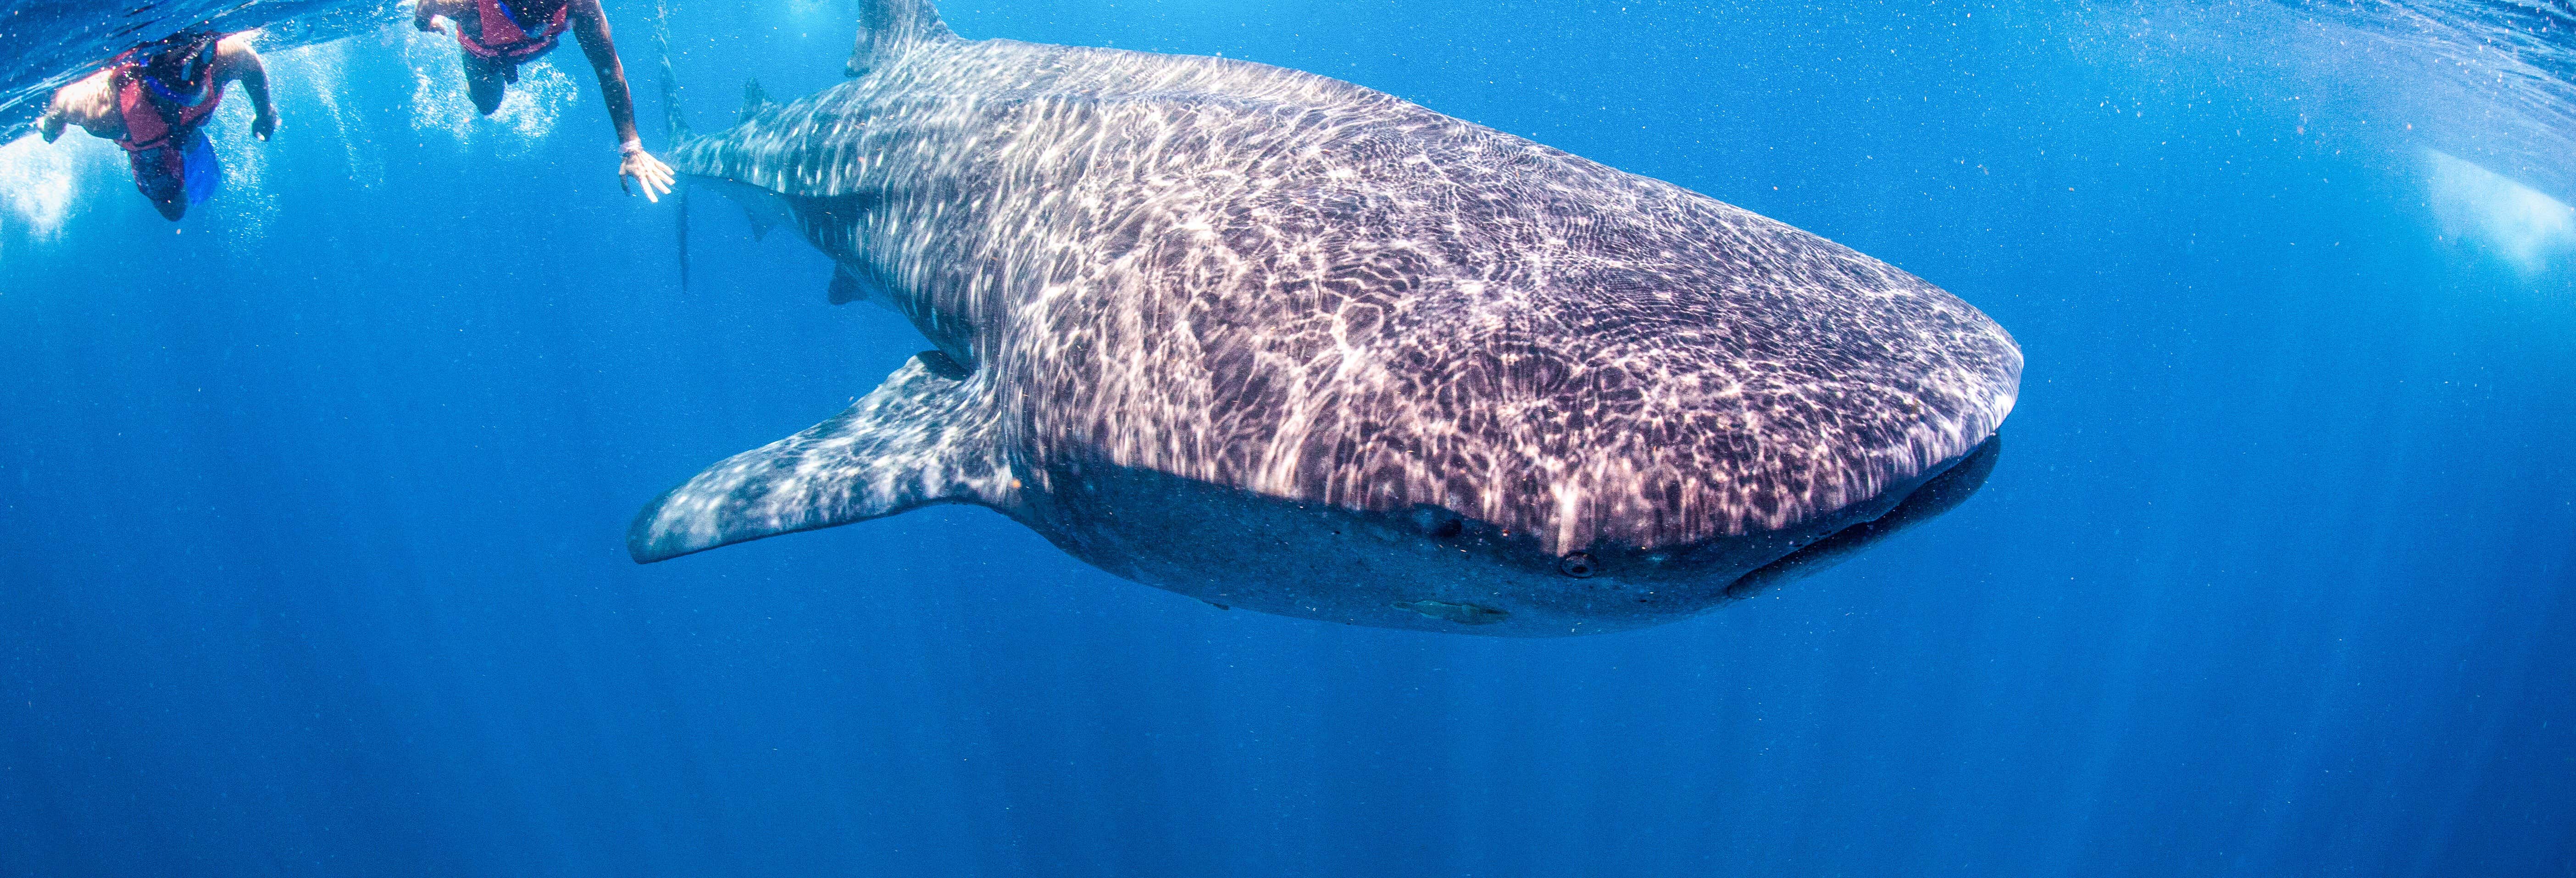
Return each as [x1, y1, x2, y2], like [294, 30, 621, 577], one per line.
[36, 30, 277, 222]
[412, 0, 677, 202]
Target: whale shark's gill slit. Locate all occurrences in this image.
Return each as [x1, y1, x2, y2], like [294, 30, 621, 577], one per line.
[1724, 434, 2004, 599]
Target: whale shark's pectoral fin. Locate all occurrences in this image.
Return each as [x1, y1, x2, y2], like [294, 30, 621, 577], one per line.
[628, 354, 1016, 563]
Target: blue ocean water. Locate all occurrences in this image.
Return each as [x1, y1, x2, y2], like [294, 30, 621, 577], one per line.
[2, 0, 2572, 874]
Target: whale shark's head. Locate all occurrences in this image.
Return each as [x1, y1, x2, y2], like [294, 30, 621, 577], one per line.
[997, 190, 2019, 634]
[975, 152, 2022, 635]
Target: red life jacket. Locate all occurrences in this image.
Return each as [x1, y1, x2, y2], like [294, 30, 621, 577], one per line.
[457, 0, 572, 63]
[111, 36, 226, 154]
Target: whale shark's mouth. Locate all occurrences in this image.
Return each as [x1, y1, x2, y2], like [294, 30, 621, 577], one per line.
[1723, 433, 2004, 599]
[1394, 600, 1510, 625]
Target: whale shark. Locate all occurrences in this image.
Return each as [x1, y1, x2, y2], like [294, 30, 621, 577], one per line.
[631, 0, 2022, 637]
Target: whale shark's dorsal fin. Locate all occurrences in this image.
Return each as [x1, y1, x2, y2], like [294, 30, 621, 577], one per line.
[847, 0, 955, 78]
[628, 354, 1017, 563]
[650, 0, 687, 141]
[739, 79, 774, 125]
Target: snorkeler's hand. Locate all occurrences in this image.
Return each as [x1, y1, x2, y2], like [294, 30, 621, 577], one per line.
[415, 13, 448, 35]
[619, 143, 676, 203]
[253, 111, 277, 141]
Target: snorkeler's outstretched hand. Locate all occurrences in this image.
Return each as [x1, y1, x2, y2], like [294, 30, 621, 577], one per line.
[620, 148, 677, 203]
[414, 14, 448, 35]
[253, 112, 277, 141]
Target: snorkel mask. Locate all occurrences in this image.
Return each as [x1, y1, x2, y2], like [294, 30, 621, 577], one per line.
[139, 33, 219, 108]
[495, 0, 548, 30]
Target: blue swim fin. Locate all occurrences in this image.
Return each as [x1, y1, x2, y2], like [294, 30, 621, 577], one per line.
[182, 132, 219, 206]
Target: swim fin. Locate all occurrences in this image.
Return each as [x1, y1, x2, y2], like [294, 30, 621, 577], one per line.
[182, 132, 218, 205]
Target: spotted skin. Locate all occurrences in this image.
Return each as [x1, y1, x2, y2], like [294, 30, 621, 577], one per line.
[629, 0, 2021, 636]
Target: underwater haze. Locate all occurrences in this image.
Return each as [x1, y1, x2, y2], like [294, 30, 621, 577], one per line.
[4, 0, 2574, 874]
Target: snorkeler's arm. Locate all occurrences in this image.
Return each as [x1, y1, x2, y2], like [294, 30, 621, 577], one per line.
[36, 92, 69, 142]
[414, 0, 460, 33]
[218, 36, 277, 141]
[570, 0, 675, 201]
[569, 1, 642, 148]
[39, 70, 117, 143]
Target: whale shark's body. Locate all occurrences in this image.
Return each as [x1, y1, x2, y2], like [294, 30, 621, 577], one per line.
[630, 0, 2022, 636]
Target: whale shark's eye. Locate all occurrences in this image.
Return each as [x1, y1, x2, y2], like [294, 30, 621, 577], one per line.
[1557, 553, 1597, 578]
[1408, 506, 1465, 539]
